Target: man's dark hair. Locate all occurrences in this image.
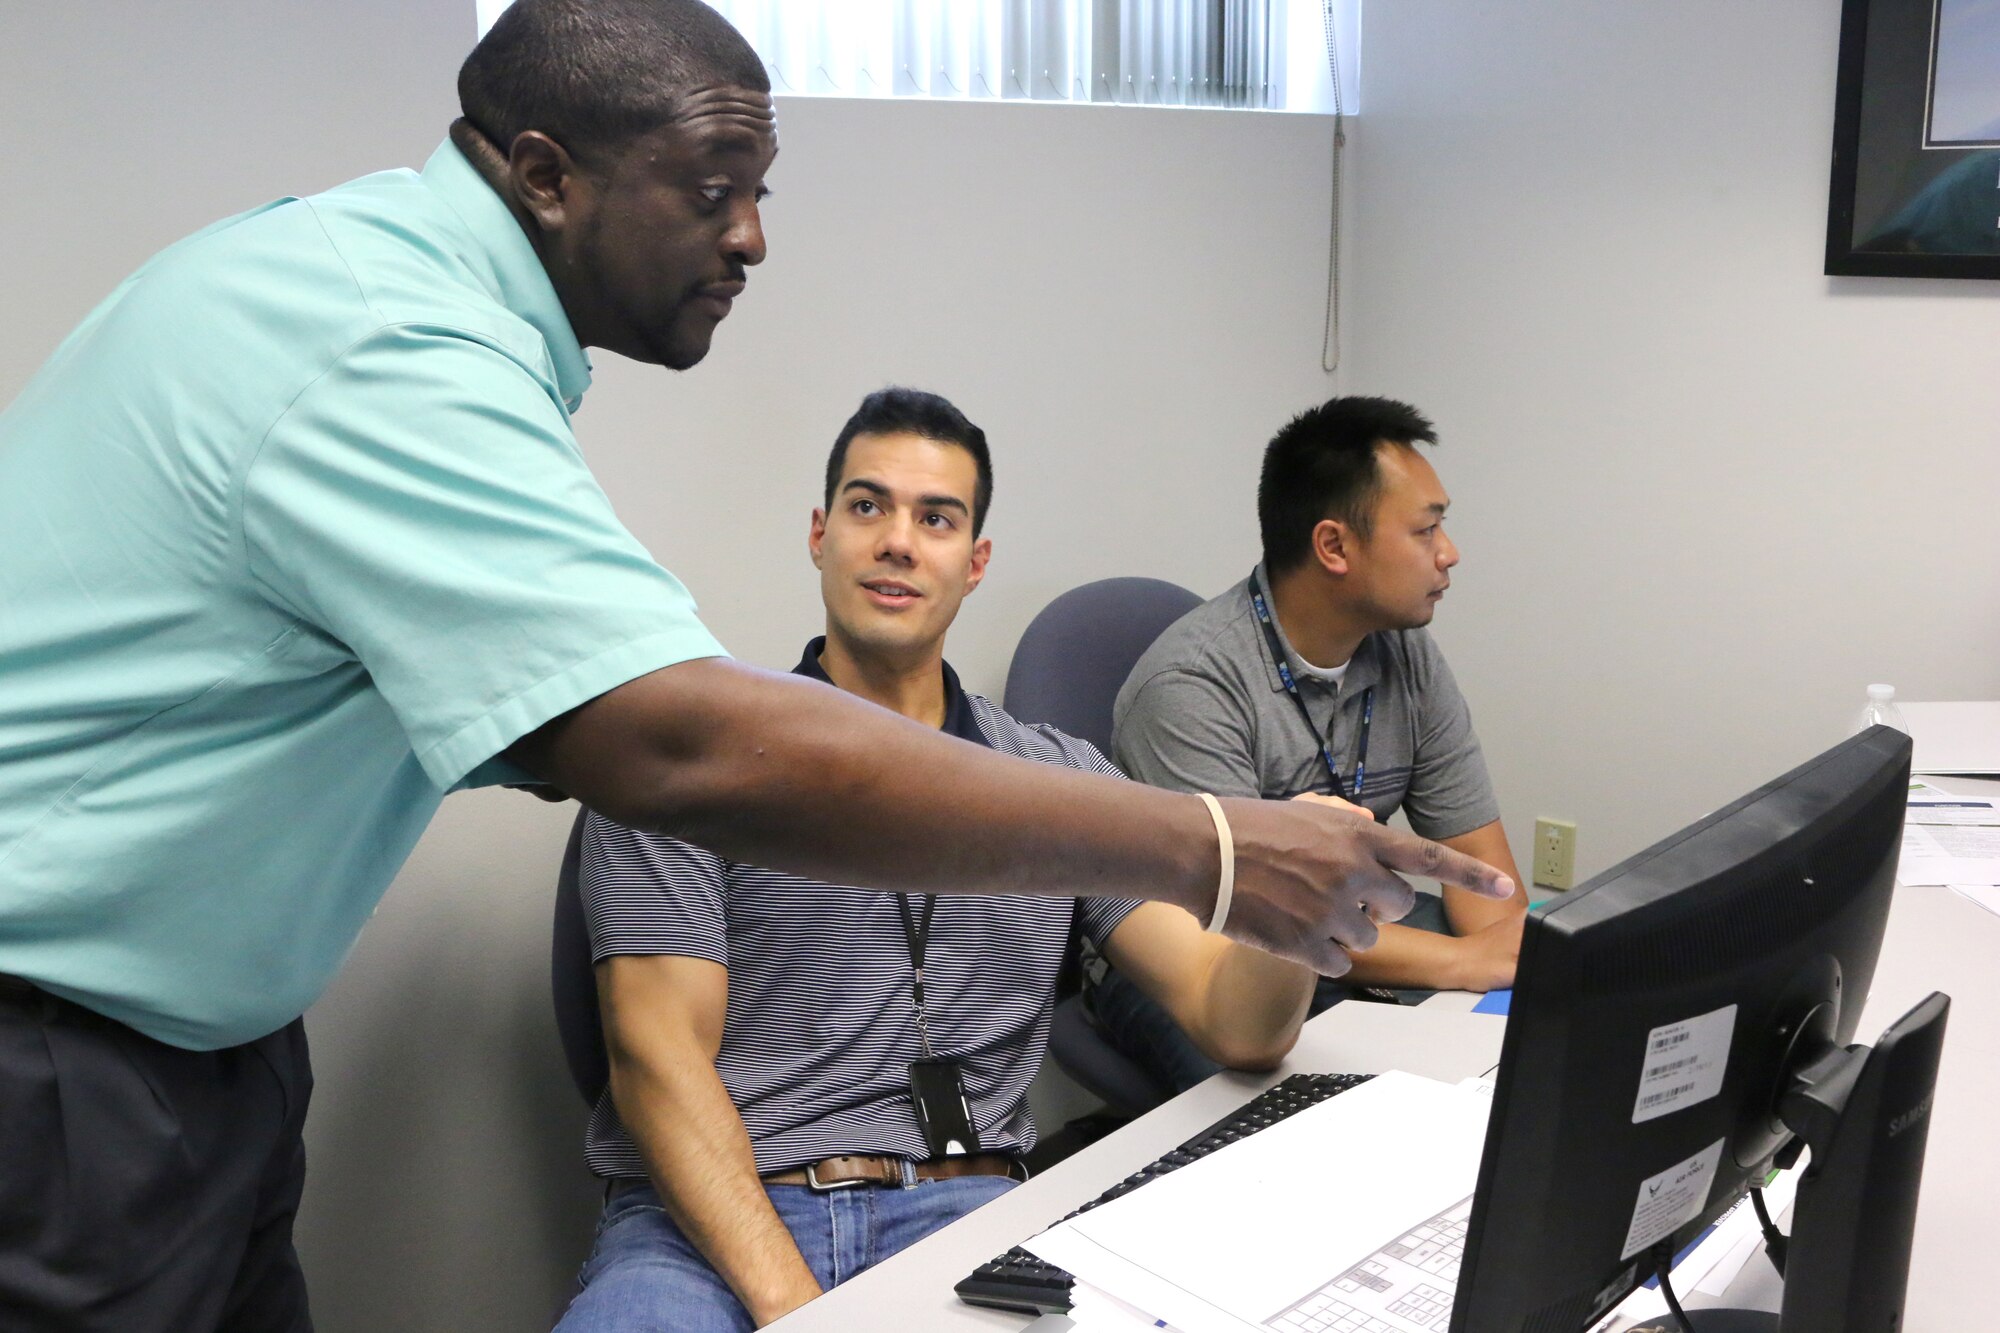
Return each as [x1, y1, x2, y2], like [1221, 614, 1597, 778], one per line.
[1257, 396, 1439, 574]
[458, 0, 770, 161]
[824, 389, 994, 537]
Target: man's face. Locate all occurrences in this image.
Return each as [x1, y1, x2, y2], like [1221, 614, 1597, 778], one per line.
[1341, 443, 1459, 629]
[562, 86, 778, 369]
[809, 432, 991, 665]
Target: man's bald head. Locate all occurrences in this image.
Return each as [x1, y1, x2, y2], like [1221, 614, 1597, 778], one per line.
[458, 0, 770, 160]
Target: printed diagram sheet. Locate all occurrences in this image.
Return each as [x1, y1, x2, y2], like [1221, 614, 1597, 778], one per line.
[1029, 1066, 1800, 1333]
[1266, 1191, 1473, 1332]
[1025, 1072, 1492, 1333]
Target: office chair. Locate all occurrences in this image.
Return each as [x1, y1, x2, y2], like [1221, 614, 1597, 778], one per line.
[551, 808, 610, 1108]
[1004, 576, 1205, 1121]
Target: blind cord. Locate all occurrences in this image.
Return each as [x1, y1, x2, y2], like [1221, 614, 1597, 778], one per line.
[1320, 0, 1347, 374]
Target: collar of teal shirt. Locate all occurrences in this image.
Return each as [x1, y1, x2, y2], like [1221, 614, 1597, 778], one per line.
[417, 139, 594, 414]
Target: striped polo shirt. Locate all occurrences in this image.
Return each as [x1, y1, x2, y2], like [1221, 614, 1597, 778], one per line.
[581, 639, 1146, 1178]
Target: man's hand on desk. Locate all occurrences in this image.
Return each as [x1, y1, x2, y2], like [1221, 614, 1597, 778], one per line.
[1214, 796, 1515, 977]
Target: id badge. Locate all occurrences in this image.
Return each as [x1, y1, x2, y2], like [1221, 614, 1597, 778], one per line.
[908, 1058, 982, 1158]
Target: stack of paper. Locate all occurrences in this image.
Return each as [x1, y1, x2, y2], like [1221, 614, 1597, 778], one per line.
[1898, 780, 2000, 904]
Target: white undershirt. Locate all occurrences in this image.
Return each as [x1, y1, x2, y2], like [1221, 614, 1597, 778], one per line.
[1291, 653, 1352, 692]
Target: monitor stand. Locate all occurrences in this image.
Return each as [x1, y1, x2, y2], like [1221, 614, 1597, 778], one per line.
[1664, 991, 1949, 1333]
[1646, 1315, 1776, 1333]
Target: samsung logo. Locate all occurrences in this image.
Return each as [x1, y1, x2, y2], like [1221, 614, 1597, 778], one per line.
[1887, 1091, 1934, 1139]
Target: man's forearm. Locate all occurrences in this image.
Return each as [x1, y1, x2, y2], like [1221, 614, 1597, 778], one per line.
[512, 658, 1515, 976]
[515, 658, 1212, 909]
[609, 1054, 821, 1325]
[1191, 944, 1317, 1069]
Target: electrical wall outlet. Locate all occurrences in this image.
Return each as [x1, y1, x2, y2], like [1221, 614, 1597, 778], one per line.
[1533, 817, 1577, 890]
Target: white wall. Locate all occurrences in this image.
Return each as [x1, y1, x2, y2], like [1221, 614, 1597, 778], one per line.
[12, 1, 1996, 1329]
[2, 5, 1340, 1329]
[1344, 0, 2000, 877]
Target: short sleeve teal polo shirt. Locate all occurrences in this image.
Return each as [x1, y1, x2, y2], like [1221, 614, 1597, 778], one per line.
[0, 141, 726, 1050]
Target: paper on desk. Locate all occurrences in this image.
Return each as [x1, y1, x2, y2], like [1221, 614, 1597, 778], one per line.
[1069, 1280, 1179, 1331]
[1906, 779, 2000, 826]
[1897, 822, 2000, 885]
[1026, 1071, 1490, 1333]
[1950, 883, 2000, 919]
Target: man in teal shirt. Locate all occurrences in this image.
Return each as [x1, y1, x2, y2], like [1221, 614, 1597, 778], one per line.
[0, 2, 1511, 1327]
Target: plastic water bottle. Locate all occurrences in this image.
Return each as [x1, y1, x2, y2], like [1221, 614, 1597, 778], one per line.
[1853, 683, 1908, 735]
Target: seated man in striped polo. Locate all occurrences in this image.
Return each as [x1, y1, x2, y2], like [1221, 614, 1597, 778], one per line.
[557, 387, 1320, 1332]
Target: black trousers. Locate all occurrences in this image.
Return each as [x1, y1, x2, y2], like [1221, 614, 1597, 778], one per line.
[0, 978, 313, 1333]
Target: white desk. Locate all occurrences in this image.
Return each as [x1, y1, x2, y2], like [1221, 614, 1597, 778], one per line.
[1714, 775, 2000, 1324]
[770, 1002, 1505, 1331]
[774, 779, 2000, 1330]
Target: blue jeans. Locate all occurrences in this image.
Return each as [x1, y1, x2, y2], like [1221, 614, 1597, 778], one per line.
[553, 1175, 1017, 1332]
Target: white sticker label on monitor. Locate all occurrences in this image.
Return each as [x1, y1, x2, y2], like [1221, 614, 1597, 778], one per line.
[1631, 1004, 1736, 1124]
[1620, 1137, 1724, 1260]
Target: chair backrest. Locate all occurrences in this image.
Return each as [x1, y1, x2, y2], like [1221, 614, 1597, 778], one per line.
[550, 808, 610, 1107]
[1006, 578, 1203, 1117]
[1003, 576, 1204, 756]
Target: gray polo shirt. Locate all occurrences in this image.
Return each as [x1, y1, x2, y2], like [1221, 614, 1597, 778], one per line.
[1112, 570, 1499, 839]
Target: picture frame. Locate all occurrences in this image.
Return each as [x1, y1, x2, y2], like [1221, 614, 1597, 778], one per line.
[1825, 0, 2000, 278]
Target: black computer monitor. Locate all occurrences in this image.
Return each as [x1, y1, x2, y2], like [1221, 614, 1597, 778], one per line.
[1451, 726, 1948, 1332]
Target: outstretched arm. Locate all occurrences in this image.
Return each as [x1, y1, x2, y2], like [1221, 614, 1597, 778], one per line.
[508, 658, 1515, 975]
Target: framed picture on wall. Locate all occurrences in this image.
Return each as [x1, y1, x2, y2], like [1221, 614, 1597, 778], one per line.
[1826, 0, 2000, 278]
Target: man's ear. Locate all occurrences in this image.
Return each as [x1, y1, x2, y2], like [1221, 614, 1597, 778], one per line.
[963, 535, 993, 596]
[506, 131, 587, 236]
[1310, 517, 1354, 577]
[808, 508, 828, 568]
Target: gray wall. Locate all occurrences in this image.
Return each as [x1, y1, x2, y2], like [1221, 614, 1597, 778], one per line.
[5, 1, 1997, 1330]
[1343, 0, 2000, 881]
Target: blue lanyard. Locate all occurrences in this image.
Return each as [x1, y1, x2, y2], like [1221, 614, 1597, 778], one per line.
[1248, 568, 1373, 803]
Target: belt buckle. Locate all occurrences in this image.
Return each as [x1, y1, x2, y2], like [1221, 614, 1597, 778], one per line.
[803, 1161, 869, 1192]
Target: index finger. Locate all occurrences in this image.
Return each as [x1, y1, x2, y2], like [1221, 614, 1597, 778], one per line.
[1364, 824, 1516, 900]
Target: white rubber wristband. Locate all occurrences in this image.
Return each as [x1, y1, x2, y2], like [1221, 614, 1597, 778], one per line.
[1198, 793, 1235, 935]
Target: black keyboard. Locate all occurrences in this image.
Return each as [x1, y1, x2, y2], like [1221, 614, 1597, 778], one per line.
[954, 1072, 1374, 1315]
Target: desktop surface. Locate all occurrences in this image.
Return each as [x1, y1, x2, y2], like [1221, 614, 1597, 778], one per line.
[1715, 774, 2000, 1325]
[769, 789, 2000, 1330]
[767, 1002, 1505, 1331]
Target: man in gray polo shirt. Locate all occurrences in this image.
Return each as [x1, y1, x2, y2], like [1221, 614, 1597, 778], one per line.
[1093, 396, 1525, 1095]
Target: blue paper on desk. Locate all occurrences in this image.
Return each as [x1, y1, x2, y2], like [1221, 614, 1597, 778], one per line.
[1473, 989, 1512, 1015]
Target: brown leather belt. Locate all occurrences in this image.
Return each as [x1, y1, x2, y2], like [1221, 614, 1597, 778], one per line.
[761, 1153, 1025, 1191]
